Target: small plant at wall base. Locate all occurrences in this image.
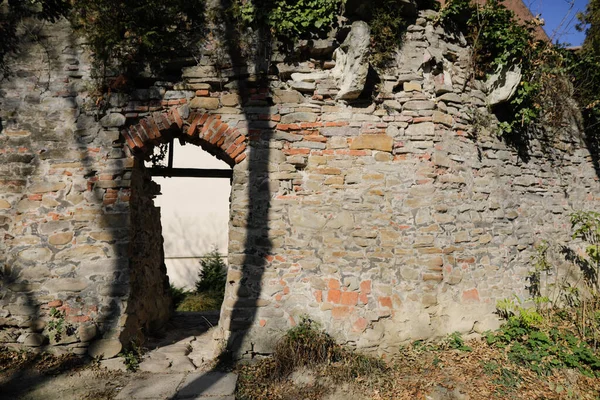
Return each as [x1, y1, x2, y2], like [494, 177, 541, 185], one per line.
[46, 307, 75, 343]
[118, 342, 144, 372]
[171, 250, 227, 312]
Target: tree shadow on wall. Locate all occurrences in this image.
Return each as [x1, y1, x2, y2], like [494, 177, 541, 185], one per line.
[168, 0, 274, 396]
[0, 20, 134, 398]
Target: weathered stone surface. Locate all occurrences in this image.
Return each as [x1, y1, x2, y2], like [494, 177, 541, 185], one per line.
[350, 135, 393, 152]
[177, 372, 238, 398]
[487, 65, 522, 105]
[290, 81, 316, 92]
[321, 126, 359, 137]
[88, 339, 122, 359]
[221, 94, 240, 107]
[43, 278, 89, 292]
[331, 21, 371, 100]
[272, 89, 304, 104]
[19, 247, 52, 262]
[406, 122, 435, 136]
[99, 113, 126, 127]
[49, 232, 73, 245]
[433, 111, 453, 127]
[23, 333, 46, 347]
[115, 373, 183, 399]
[403, 100, 435, 110]
[280, 112, 318, 123]
[29, 182, 66, 193]
[291, 72, 329, 82]
[79, 323, 98, 342]
[100, 357, 128, 372]
[190, 97, 219, 109]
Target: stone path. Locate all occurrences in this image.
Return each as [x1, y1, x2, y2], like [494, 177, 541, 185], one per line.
[139, 311, 221, 373]
[114, 371, 237, 400]
[106, 311, 238, 399]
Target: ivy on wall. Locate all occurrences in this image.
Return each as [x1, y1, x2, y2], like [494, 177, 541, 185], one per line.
[440, 0, 600, 144]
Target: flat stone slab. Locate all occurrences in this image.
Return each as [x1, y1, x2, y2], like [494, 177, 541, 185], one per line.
[176, 372, 238, 398]
[115, 373, 185, 399]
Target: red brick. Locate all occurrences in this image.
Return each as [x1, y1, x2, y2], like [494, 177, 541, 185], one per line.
[328, 279, 341, 290]
[234, 153, 246, 163]
[378, 296, 392, 308]
[283, 148, 310, 155]
[359, 292, 368, 305]
[196, 89, 210, 96]
[314, 290, 323, 303]
[462, 288, 480, 302]
[324, 121, 348, 127]
[341, 291, 359, 306]
[48, 300, 63, 308]
[332, 306, 350, 319]
[259, 319, 267, 327]
[327, 289, 341, 304]
[352, 317, 368, 332]
[300, 122, 322, 129]
[67, 315, 91, 323]
[171, 108, 183, 128]
[230, 144, 246, 159]
[304, 135, 327, 143]
[360, 280, 372, 294]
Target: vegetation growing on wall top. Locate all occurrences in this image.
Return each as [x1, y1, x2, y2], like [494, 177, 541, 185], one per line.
[440, 0, 600, 145]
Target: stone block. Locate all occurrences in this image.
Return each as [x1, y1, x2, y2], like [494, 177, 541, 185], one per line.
[280, 112, 318, 124]
[403, 100, 435, 110]
[19, 247, 52, 262]
[43, 278, 89, 292]
[115, 373, 183, 399]
[29, 182, 66, 193]
[272, 89, 303, 104]
[99, 113, 126, 128]
[221, 94, 241, 107]
[190, 97, 219, 109]
[350, 135, 393, 152]
[88, 339, 123, 359]
[403, 81, 422, 92]
[433, 111, 453, 127]
[49, 232, 73, 245]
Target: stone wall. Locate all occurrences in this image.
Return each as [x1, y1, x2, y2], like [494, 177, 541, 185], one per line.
[1, 9, 599, 357]
[0, 19, 170, 356]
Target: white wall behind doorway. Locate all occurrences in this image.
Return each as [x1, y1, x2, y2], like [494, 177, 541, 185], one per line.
[150, 142, 231, 290]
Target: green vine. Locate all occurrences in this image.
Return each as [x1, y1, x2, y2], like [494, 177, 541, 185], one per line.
[226, 0, 345, 48]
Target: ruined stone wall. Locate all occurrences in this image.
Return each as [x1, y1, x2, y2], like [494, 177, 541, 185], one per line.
[1, 9, 599, 357]
[0, 19, 170, 356]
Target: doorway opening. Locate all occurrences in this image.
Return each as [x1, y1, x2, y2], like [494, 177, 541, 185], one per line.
[152, 140, 231, 308]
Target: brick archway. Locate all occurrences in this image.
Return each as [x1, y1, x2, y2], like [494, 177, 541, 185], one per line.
[121, 107, 247, 166]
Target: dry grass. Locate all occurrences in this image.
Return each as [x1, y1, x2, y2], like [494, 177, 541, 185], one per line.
[176, 292, 222, 312]
[237, 332, 600, 400]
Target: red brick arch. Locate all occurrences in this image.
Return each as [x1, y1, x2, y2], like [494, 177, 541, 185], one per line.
[121, 107, 247, 166]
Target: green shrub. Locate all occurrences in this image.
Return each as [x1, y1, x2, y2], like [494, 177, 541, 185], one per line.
[486, 310, 600, 377]
[169, 284, 190, 310]
[195, 250, 227, 296]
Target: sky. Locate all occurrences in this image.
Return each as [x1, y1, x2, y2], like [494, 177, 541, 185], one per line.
[528, 0, 589, 46]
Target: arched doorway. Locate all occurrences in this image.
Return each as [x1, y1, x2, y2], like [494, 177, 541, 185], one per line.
[120, 106, 247, 345]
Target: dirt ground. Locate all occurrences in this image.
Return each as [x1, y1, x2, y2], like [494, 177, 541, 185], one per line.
[0, 351, 133, 400]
